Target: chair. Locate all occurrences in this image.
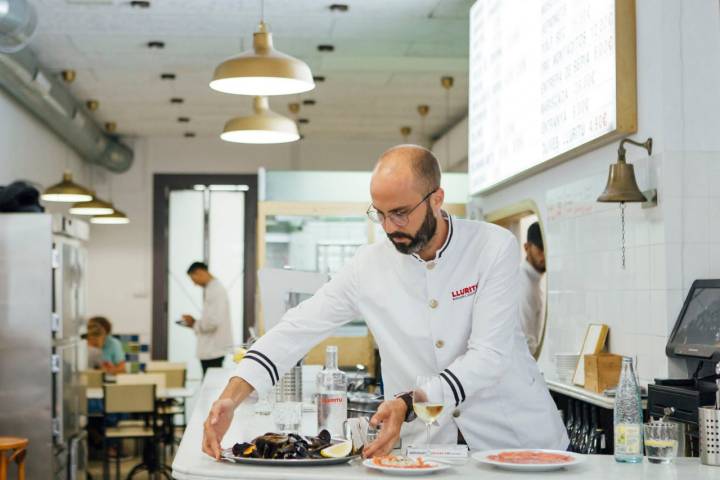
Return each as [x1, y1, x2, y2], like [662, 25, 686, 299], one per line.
[115, 373, 166, 391]
[144, 367, 188, 454]
[0, 437, 28, 480]
[101, 384, 169, 479]
[81, 370, 105, 388]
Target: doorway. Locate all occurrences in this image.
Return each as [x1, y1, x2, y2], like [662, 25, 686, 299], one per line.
[152, 174, 257, 379]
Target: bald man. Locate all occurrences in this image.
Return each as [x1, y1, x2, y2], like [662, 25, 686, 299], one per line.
[201, 145, 568, 459]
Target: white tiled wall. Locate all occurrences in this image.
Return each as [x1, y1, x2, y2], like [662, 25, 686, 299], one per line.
[528, 150, 720, 385]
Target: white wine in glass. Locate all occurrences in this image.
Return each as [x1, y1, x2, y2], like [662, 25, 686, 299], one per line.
[413, 375, 445, 455]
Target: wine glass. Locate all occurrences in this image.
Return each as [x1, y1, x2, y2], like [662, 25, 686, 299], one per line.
[412, 375, 445, 455]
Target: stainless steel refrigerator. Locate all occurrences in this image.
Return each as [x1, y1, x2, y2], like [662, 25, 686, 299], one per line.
[0, 214, 88, 479]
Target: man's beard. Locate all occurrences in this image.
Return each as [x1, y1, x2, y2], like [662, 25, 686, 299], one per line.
[387, 206, 437, 255]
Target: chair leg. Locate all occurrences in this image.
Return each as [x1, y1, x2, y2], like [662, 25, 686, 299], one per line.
[102, 436, 109, 480]
[115, 441, 121, 480]
[1, 453, 9, 480]
[14, 448, 26, 480]
[124, 463, 146, 480]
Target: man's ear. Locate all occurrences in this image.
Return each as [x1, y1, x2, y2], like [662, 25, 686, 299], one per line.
[432, 187, 445, 211]
[523, 242, 530, 254]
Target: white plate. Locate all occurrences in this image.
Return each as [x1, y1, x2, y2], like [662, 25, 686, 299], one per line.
[362, 458, 451, 476]
[472, 449, 585, 472]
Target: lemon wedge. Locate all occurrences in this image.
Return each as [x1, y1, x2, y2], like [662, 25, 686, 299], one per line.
[233, 348, 247, 363]
[320, 441, 352, 458]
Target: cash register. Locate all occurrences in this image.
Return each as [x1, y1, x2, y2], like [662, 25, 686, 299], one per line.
[648, 279, 720, 456]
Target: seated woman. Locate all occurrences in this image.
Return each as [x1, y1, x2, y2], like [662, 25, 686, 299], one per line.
[86, 317, 126, 374]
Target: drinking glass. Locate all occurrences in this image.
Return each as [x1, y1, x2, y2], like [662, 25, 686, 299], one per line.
[412, 375, 445, 455]
[644, 422, 679, 464]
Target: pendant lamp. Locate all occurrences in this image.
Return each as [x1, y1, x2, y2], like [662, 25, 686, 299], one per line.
[221, 96, 299, 144]
[41, 171, 93, 203]
[69, 193, 114, 216]
[210, 21, 315, 96]
[91, 209, 129, 225]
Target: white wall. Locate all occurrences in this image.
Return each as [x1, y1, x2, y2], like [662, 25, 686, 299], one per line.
[434, 0, 720, 384]
[0, 89, 87, 212]
[84, 135, 397, 341]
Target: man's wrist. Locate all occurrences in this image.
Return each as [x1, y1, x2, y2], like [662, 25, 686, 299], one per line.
[395, 392, 415, 422]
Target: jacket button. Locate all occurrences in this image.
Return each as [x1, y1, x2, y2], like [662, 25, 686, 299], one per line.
[452, 409, 460, 418]
[435, 340, 444, 348]
[429, 299, 438, 309]
[426, 262, 435, 270]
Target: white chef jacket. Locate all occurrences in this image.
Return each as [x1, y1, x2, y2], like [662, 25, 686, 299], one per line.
[236, 214, 569, 451]
[194, 278, 233, 360]
[518, 259, 544, 357]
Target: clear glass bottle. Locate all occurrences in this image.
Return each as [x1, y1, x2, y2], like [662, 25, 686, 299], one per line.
[316, 345, 347, 437]
[614, 357, 643, 463]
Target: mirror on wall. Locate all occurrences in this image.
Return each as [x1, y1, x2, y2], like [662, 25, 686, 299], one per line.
[486, 200, 547, 360]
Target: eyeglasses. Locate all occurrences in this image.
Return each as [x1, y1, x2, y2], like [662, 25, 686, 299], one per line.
[367, 189, 437, 227]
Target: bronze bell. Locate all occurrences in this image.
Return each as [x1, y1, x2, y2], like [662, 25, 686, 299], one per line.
[597, 137, 652, 203]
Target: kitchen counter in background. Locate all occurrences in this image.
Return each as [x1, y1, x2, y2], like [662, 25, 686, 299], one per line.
[172, 369, 719, 479]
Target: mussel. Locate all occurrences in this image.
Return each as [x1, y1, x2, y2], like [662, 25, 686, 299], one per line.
[231, 429, 338, 460]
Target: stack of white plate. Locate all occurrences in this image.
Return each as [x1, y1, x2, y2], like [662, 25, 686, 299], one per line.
[554, 353, 580, 383]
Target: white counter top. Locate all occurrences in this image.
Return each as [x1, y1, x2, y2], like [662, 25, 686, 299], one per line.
[172, 368, 719, 479]
[545, 378, 648, 410]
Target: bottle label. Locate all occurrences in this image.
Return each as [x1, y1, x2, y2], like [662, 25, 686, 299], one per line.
[317, 393, 347, 437]
[614, 424, 641, 455]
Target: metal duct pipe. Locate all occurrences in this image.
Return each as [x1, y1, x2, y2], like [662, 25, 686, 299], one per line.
[0, 10, 133, 172]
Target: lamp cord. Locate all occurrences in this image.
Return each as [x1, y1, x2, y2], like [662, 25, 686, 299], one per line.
[260, 0, 265, 23]
[620, 202, 626, 270]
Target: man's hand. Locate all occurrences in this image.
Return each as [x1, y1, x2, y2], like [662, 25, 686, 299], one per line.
[202, 398, 236, 460]
[182, 314, 196, 327]
[362, 398, 407, 458]
[201, 377, 255, 460]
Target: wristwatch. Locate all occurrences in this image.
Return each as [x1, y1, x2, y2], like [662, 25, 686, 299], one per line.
[396, 391, 416, 422]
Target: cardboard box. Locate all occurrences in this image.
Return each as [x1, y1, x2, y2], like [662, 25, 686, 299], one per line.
[584, 353, 623, 393]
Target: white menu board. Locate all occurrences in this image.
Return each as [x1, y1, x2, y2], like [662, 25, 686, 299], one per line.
[469, 0, 634, 194]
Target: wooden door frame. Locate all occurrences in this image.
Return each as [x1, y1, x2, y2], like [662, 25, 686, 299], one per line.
[152, 173, 258, 360]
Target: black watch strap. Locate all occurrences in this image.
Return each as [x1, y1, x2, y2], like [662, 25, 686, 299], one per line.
[396, 391, 416, 422]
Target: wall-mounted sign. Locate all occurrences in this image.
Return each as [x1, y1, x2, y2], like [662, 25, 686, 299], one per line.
[469, 0, 637, 194]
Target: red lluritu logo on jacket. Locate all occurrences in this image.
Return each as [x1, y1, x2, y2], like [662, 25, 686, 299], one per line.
[451, 283, 478, 300]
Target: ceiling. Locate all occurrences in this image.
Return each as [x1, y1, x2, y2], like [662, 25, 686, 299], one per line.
[27, 0, 472, 144]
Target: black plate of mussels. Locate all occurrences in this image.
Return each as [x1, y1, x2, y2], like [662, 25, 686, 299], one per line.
[221, 429, 358, 466]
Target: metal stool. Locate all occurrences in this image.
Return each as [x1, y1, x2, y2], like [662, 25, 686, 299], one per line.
[0, 437, 28, 480]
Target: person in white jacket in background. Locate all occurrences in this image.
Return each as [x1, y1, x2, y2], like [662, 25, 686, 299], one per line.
[518, 221, 546, 358]
[201, 145, 569, 459]
[182, 262, 232, 376]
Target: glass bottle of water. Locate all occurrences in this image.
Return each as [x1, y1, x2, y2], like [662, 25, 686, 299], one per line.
[614, 357, 643, 463]
[316, 346, 347, 437]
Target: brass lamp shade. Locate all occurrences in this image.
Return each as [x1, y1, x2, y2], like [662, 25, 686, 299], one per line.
[41, 172, 93, 203]
[69, 195, 114, 216]
[91, 209, 129, 225]
[210, 22, 315, 96]
[597, 160, 647, 203]
[221, 96, 300, 144]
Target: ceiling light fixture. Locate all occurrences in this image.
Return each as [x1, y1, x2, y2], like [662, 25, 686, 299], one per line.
[313, 75, 326, 83]
[184, 132, 196, 138]
[160, 73, 176, 80]
[61, 70, 76, 83]
[221, 96, 299, 144]
[317, 44, 334, 52]
[130, 1, 151, 8]
[41, 172, 93, 203]
[86, 100, 99, 111]
[170, 97, 184, 104]
[329, 4, 349, 12]
[210, 0, 314, 96]
[91, 209, 130, 225]
[400, 126, 412, 142]
[147, 41, 165, 49]
[297, 118, 309, 124]
[105, 122, 117, 133]
[302, 99, 316, 106]
[69, 194, 114, 216]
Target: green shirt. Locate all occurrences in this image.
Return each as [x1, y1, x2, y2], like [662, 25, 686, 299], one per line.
[102, 336, 125, 365]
